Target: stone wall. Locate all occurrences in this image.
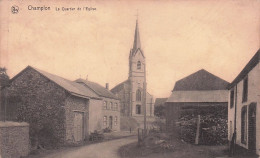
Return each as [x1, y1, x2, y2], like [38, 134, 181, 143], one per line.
[2, 67, 67, 148]
[64, 95, 89, 143]
[0, 121, 29, 158]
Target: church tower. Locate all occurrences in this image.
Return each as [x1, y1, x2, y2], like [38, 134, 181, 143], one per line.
[128, 19, 146, 116]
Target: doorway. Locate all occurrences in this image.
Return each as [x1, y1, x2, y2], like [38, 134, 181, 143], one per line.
[136, 104, 141, 114]
[248, 103, 256, 154]
[73, 112, 84, 142]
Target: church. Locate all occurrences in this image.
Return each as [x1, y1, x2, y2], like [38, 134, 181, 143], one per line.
[111, 20, 155, 124]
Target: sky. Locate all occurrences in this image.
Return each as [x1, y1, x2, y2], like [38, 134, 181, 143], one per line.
[0, 0, 260, 98]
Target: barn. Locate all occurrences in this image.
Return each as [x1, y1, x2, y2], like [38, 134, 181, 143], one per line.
[0, 66, 104, 148]
[165, 69, 229, 144]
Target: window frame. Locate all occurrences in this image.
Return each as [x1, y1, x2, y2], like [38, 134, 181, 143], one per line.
[103, 101, 107, 109]
[137, 61, 141, 69]
[242, 76, 248, 103]
[136, 89, 142, 101]
[110, 102, 113, 110]
[114, 116, 117, 126]
[103, 116, 107, 127]
[136, 104, 141, 114]
[230, 89, 234, 108]
[241, 106, 247, 144]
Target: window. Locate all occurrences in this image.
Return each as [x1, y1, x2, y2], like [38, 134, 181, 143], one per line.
[241, 106, 247, 144]
[136, 104, 141, 114]
[114, 116, 118, 126]
[136, 89, 141, 101]
[230, 89, 234, 108]
[242, 77, 248, 103]
[115, 103, 118, 111]
[103, 116, 107, 127]
[103, 101, 107, 109]
[137, 61, 141, 69]
[110, 102, 113, 110]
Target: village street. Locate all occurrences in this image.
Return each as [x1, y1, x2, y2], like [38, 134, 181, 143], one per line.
[43, 136, 137, 158]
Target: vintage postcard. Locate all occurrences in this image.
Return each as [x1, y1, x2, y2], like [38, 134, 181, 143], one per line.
[0, 0, 260, 158]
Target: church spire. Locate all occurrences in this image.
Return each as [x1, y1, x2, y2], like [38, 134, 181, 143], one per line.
[133, 19, 141, 51]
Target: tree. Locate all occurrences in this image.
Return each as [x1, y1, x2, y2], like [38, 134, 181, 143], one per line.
[154, 105, 165, 119]
[0, 67, 10, 88]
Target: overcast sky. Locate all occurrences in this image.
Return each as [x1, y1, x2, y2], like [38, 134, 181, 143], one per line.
[1, 0, 259, 98]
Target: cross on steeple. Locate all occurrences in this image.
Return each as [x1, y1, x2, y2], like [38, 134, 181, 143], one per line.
[135, 9, 139, 21]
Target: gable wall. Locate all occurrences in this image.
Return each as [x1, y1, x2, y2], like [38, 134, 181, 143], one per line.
[2, 67, 67, 146]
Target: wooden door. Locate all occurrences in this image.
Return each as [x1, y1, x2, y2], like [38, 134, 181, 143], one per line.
[74, 112, 83, 142]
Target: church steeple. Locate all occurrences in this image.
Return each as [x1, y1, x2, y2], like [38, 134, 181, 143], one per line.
[132, 20, 141, 51]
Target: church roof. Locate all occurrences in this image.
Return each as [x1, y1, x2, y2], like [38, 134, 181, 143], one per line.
[110, 80, 130, 93]
[75, 78, 118, 100]
[173, 69, 229, 91]
[130, 20, 145, 57]
[133, 20, 141, 52]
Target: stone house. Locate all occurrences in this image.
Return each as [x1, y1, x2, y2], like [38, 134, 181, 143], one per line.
[165, 69, 229, 144]
[227, 49, 260, 156]
[0, 66, 105, 147]
[75, 79, 120, 131]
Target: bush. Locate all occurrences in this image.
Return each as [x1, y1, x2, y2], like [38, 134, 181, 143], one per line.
[103, 127, 112, 133]
[89, 130, 104, 141]
[120, 116, 139, 131]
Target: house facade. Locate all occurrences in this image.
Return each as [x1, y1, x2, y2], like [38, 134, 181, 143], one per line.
[75, 79, 120, 131]
[227, 49, 260, 155]
[111, 20, 154, 127]
[0, 66, 105, 147]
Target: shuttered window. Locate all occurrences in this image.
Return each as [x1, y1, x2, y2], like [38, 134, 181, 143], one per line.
[241, 106, 247, 144]
[230, 89, 234, 108]
[242, 77, 248, 103]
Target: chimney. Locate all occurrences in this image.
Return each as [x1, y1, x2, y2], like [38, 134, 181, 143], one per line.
[106, 83, 109, 90]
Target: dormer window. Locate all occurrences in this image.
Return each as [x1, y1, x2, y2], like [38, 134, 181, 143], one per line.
[137, 61, 141, 69]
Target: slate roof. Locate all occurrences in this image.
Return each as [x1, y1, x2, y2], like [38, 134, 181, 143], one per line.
[154, 98, 167, 107]
[11, 66, 100, 99]
[228, 49, 260, 89]
[110, 80, 130, 93]
[75, 79, 118, 100]
[173, 69, 229, 91]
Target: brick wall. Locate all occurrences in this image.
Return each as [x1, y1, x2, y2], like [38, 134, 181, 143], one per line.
[0, 121, 29, 158]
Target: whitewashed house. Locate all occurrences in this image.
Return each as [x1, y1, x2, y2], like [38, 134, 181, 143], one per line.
[227, 49, 260, 156]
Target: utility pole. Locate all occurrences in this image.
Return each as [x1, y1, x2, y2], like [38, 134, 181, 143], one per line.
[143, 62, 147, 135]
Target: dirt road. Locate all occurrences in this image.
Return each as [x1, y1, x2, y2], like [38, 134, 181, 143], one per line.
[45, 136, 137, 158]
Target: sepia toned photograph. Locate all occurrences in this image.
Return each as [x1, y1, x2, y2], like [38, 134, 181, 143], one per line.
[0, 0, 259, 158]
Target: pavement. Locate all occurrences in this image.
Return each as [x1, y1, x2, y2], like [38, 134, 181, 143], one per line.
[43, 136, 137, 158]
